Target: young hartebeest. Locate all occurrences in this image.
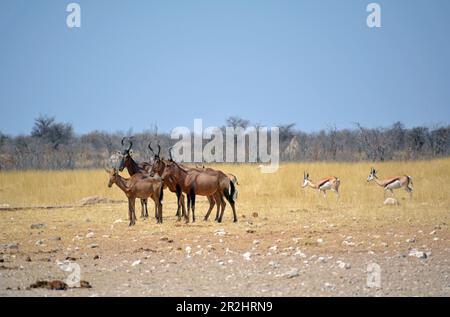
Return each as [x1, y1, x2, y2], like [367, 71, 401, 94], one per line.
[106, 168, 164, 226]
[367, 167, 413, 198]
[118, 137, 153, 219]
[302, 172, 340, 198]
[161, 148, 237, 223]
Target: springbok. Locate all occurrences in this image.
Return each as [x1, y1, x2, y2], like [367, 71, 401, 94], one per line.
[106, 168, 164, 226]
[367, 167, 413, 198]
[302, 172, 340, 198]
[118, 137, 153, 219]
[161, 148, 237, 223]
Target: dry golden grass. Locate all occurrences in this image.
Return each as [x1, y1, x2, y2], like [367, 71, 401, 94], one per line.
[0, 160, 448, 206]
[0, 159, 449, 221]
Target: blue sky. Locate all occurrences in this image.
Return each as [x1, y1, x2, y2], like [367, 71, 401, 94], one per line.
[1, 0, 449, 135]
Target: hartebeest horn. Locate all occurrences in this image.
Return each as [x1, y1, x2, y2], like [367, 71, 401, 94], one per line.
[168, 146, 174, 161]
[148, 142, 155, 155]
[157, 142, 161, 156]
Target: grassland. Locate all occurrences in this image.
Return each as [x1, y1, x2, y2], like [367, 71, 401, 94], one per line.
[0, 159, 449, 296]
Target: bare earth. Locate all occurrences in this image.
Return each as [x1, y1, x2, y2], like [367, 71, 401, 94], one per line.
[1, 199, 449, 297]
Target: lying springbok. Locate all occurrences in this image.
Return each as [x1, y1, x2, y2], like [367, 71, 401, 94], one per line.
[367, 168, 413, 198]
[106, 167, 164, 225]
[160, 148, 237, 223]
[302, 172, 340, 198]
[118, 137, 153, 219]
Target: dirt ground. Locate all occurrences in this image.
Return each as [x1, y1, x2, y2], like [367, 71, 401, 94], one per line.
[1, 198, 449, 297]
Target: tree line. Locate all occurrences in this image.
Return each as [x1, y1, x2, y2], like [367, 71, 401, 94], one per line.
[0, 116, 449, 170]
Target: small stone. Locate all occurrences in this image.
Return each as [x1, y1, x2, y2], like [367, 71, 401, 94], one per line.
[87, 243, 98, 249]
[131, 260, 141, 267]
[242, 252, 252, 261]
[252, 212, 259, 218]
[409, 249, 427, 259]
[93, 255, 100, 260]
[384, 198, 399, 205]
[30, 224, 46, 230]
[86, 232, 95, 239]
[284, 268, 299, 278]
[317, 238, 324, 244]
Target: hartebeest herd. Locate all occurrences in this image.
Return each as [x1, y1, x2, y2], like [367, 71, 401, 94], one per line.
[106, 137, 414, 226]
[105, 137, 238, 226]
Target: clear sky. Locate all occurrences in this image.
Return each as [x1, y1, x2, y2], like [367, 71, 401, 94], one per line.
[1, 0, 449, 135]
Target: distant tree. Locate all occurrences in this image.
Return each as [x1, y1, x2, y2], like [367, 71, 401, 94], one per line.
[31, 116, 73, 149]
[226, 116, 250, 129]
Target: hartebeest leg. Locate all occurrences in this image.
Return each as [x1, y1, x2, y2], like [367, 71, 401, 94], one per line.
[190, 188, 196, 223]
[213, 193, 221, 222]
[128, 198, 136, 226]
[140, 199, 148, 219]
[217, 195, 227, 223]
[204, 196, 216, 221]
[223, 191, 237, 223]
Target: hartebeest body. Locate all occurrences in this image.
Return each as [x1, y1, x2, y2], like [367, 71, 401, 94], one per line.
[302, 172, 340, 198]
[118, 138, 153, 219]
[160, 149, 237, 223]
[367, 168, 413, 198]
[106, 168, 164, 226]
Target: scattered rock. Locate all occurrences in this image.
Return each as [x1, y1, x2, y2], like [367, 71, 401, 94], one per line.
[242, 252, 252, 261]
[246, 229, 255, 234]
[30, 224, 46, 230]
[384, 198, 399, 206]
[336, 260, 351, 269]
[131, 260, 141, 267]
[283, 268, 300, 279]
[86, 232, 95, 239]
[25, 256, 32, 262]
[49, 237, 61, 241]
[268, 261, 280, 268]
[80, 280, 92, 288]
[409, 249, 428, 259]
[114, 219, 123, 224]
[1, 243, 18, 250]
[214, 229, 226, 236]
[317, 238, 324, 244]
[79, 196, 107, 206]
[406, 238, 416, 243]
[30, 280, 68, 291]
[87, 243, 98, 249]
[252, 212, 259, 218]
[93, 255, 99, 260]
[35, 240, 45, 246]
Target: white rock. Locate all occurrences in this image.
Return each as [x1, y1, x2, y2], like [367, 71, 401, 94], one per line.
[317, 238, 324, 244]
[114, 219, 123, 224]
[283, 268, 299, 278]
[86, 232, 95, 238]
[384, 197, 399, 205]
[131, 260, 141, 267]
[409, 249, 428, 259]
[253, 240, 260, 245]
[214, 229, 226, 236]
[269, 246, 278, 252]
[242, 252, 252, 261]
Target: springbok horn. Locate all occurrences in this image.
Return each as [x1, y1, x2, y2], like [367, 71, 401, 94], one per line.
[148, 142, 155, 155]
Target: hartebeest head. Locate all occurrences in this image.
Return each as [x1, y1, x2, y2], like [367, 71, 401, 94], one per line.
[105, 167, 119, 188]
[367, 167, 378, 182]
[118, 137, 133, 171]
